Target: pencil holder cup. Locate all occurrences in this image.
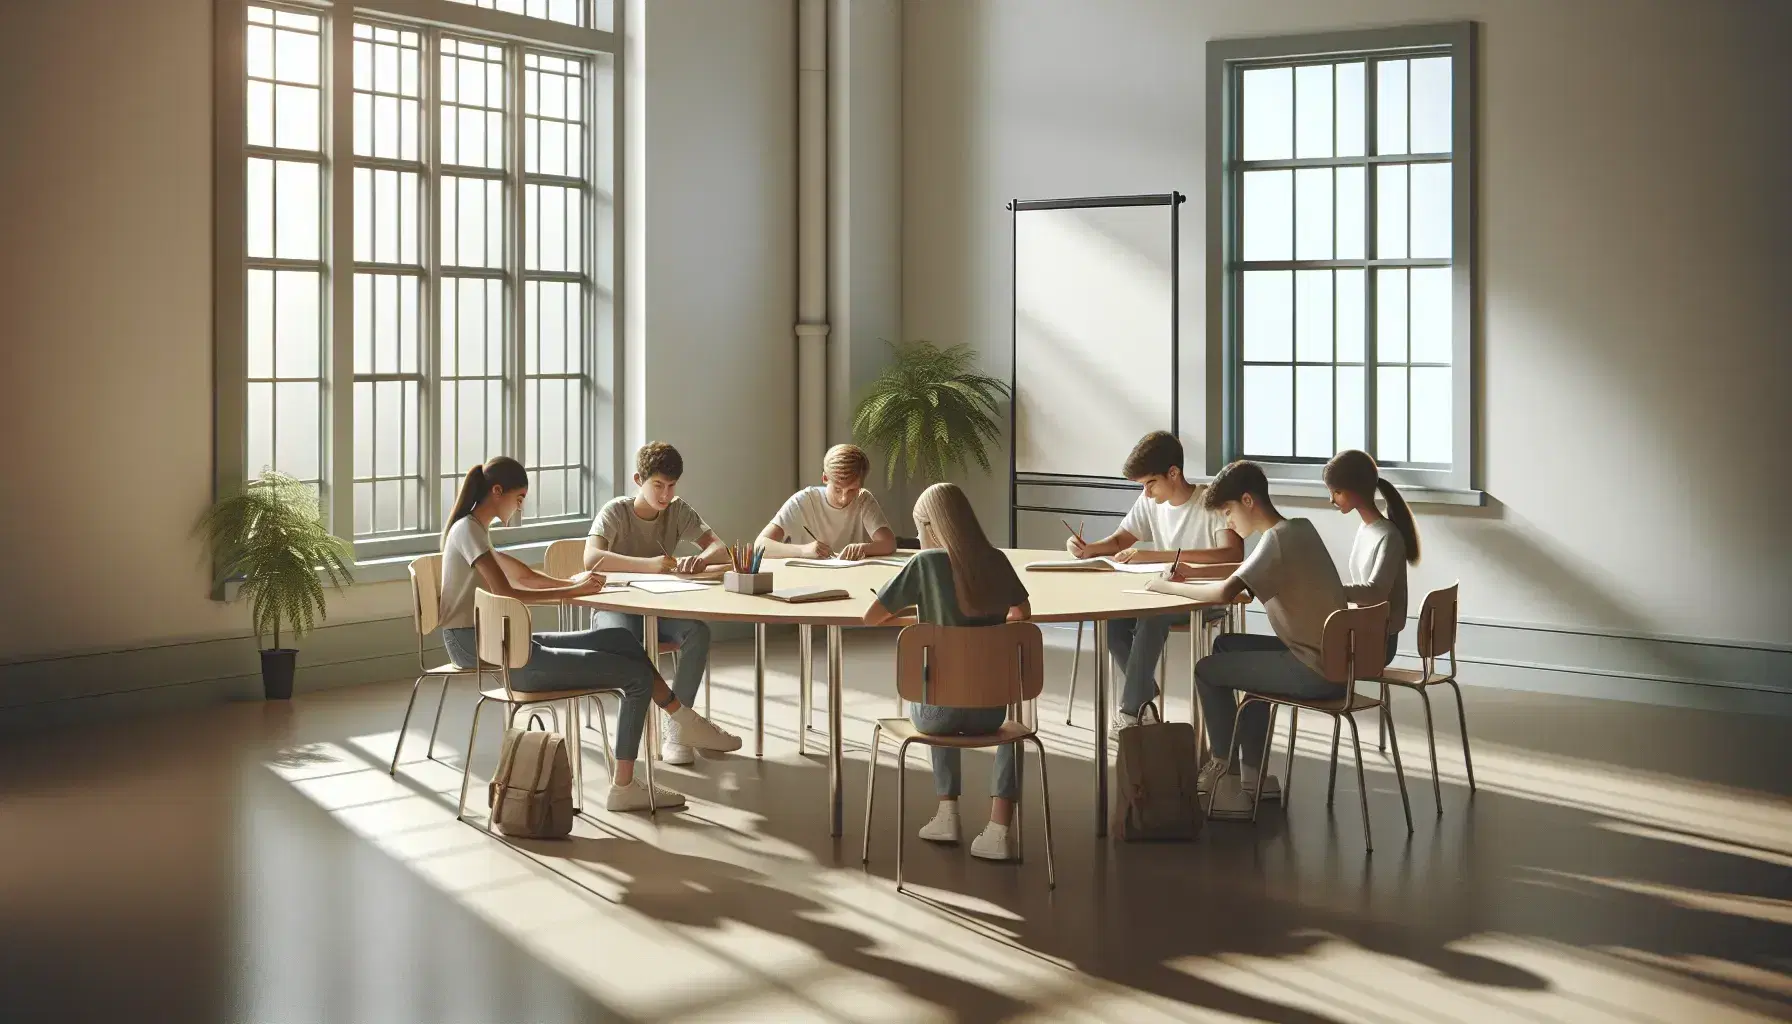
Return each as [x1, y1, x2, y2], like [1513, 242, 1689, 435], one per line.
[724, 571, 774, 595]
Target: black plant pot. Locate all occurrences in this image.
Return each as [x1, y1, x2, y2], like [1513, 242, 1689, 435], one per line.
[261, 648, 297, 700]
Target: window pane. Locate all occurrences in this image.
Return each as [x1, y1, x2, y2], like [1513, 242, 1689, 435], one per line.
[1335, 165, 1365, 260]
[1295, 365, 1333, 459]
[248, 80, 273, 147]
[273, 26, 319, 86]
[400, 276, 419, 374]
[1377, 269, 1407, 363]
[375, 381, 404, 477]
[275, 381, 321, 480]
[247, 269, 274, 378]
[1336, 269, 1365, 363]
[354, 382, 374, 478]
[247, 158, 274, 257]
[248, 22, 274, 79]
[1410, 367, 1452, 463]
[1376, 366, 1407, 462]
[1410, 161, 1452, 258]
[274, 160, 319, 260]
[375, 273, 398, 373]
[1242, 170, 1292, 262]
[1243, 366, 1293, 458]
[1294, 64, 1332, 159]
[247, 382, 273, 476]
[1336, 366, 1365, 452]
[1294, 270, 1332, 363]
[274, 83, 318, 150]
[1376, 59, 1408, 155]
[1241, 67, 1292, 161]
[1376, 163, 1407, 259]
[274, 270, 319, 379]
[1294, 168, 1332, 260]
[1410, 56, 1452, 154]
[1335, 61, 1365, 157]
[1409, 267, 1452, 364]
[1241, 271, 1292, 362]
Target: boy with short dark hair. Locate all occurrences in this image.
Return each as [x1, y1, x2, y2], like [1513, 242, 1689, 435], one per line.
[1145, 459, 1348, 817]
[1070, 431, 1243, 733]
[583, 442, 738, 765]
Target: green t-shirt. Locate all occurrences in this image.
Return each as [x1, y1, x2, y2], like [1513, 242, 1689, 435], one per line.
[875, 549, 1017, 627]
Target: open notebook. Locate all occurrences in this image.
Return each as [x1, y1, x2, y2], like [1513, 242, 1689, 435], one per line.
[783, 557, 907, 569]
[1023, 557, 1166, 574]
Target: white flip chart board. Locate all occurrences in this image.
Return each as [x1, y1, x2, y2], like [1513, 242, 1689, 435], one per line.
[1012, 198, 1177, 480]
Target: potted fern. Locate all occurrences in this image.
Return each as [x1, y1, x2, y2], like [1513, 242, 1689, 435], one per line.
[200, 471, 353, 699]
[852, 339, 1010, 489]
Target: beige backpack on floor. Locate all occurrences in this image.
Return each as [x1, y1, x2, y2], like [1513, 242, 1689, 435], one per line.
[1110, 702, 1205, 841]
[487, 726, 575, 838]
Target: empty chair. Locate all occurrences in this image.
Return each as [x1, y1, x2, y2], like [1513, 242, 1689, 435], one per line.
[389, 554, 482, 775]
[861, 622, 1056, 892]
[1365, 583, 1475, 811]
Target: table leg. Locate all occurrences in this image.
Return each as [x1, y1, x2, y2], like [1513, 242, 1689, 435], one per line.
[753, 623, 767, 757]
[643, 614, 661, 758]
[798, 624, 813, 755]
[828, 624, 845, 837]
[1094, 619, 1109, 837]
[1192, 611, 1207, 765]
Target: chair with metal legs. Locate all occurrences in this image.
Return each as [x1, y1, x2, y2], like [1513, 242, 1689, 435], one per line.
[862, 622, 1056, 893]
[1364, 583, 1474, 812]
[1214, 602, 1413, 852]
[456, 589, 656, 827]
[389, 554, 483, 775]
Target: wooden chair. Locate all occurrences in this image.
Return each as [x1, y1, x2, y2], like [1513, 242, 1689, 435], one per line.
[455, 589, 651, 828]
[861, 623, 1056, 892]
[388, 554, 483, 775]
[1364, 584, 1475, 811]
[541, 537, 710, 728]
[1218, 603, 1413, 852]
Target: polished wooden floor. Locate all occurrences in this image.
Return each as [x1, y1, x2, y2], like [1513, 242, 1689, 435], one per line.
[2, 630, 1787, 1023]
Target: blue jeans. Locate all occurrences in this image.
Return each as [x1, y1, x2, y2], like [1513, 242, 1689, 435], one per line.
[593, 612, 711, 706]
[907, 704, 1020, 801]
[1108, 609, 1225, 714]
[444, 626, 658, 761]
[1195, 633, 1342, 770]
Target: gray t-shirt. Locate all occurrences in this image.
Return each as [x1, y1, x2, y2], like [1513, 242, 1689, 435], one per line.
[771, 485, 891, 552]
[589, 494, 710, 557]
[1233, 517, 1346, 673]
[439, 516, 493, 630]
[1344, 517, 1407, 639]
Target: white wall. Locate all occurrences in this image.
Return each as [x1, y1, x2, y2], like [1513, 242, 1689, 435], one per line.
[0, 0, 795, 666]
[904, 0, 1792, 646]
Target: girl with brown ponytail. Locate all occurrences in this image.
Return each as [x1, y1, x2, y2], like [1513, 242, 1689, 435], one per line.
[1322, 449, 1420, 664]
[437, 457, 740, 814]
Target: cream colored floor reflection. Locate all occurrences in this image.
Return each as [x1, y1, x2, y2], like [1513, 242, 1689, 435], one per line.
[3, 628, 1788, 1023]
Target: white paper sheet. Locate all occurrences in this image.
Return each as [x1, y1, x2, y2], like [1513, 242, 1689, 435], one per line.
[627, 579, 711, 595]
[1023, 557, 1166, 574]
[784, 557, 907, 569]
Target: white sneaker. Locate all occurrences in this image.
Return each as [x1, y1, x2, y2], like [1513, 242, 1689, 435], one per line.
[918, 801, 961, 843]
[605, 777, 686, 812]
[970, 822, 1015, 861]
[669, 707, 742, 757]
[1206, 773, 1256, 820]
[1108, 710, 1141, 740]
[658, 714, 695, 765]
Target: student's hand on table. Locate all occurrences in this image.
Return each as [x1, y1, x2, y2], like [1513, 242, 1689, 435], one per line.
[1144, 576, 1173, 595]
[838, 542, 871, 561]
[1112, 547, 1141, 563]
[1165, 561, 1194, 583]
[803, 540, 833, 559]
[654, 554, 679, 574]
[575, 573, 609, 595]
[1066, 536, 1089, 558]
[675, 554, 708, 574]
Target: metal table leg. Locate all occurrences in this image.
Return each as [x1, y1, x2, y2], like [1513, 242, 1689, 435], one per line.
[828, 624, 845, 837]
[798, 623, 813, 755]
[1094, 619, 1109, 837]
[643, 614, 660, 765]
[754, 622, 766, 757]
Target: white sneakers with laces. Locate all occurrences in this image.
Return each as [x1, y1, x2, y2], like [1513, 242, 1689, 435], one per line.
[969, 823, 1014, 861]
[605, 777, 687, 812]
[662, 706, 741, 762]
[918, 801, 961, 843]
[916, 800, 1017, 861]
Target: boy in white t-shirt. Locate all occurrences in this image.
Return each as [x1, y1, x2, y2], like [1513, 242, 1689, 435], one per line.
[756, 444, 899, 560]
[1146, 459, 1349, 818]
[1069, 432, 1243, 731]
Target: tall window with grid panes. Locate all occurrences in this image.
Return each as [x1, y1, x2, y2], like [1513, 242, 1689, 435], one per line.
[220, 0, 615, 562]
[1209, 25, 1476, 495]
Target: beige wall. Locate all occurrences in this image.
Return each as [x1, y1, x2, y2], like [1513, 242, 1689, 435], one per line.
[0, 0, 796, 664]
[903, 0, 1792, 645]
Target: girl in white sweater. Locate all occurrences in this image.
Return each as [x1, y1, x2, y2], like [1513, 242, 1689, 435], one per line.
[1323, 450, 1420, 663]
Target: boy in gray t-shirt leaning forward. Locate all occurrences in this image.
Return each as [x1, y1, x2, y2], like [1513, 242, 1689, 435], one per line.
[583, 441, 736, 765]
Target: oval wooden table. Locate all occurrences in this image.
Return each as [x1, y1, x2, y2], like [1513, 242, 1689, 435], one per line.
[575, 549, 1230, 838]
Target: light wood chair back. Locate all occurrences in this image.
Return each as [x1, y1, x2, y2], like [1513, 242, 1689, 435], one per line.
[895, 623, 1044, 708]
[542, 537, 586, 580]
[1318, 602, 1391, 686]
[475, 589, 533, 674]
[409, 554, 444, 637]
[1416, 583, 1460, 660]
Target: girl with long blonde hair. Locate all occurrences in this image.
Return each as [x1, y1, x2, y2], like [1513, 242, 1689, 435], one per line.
[863, 482, 1031, 860]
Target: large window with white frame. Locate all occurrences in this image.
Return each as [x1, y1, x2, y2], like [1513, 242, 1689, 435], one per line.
[1206, 24, 1477, 497]
[217, 0, 617, 563]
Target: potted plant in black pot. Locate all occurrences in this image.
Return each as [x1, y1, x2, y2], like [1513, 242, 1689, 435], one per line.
[200, 470, 353, 699]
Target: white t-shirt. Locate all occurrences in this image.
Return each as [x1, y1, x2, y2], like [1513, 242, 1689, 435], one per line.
[1233, 517, 1346, 673]
[1117, 489, 1231, 552]
[439, 516, 494, 630]
[1344, 518, 1407, 637]
[770, 486, 890, 553]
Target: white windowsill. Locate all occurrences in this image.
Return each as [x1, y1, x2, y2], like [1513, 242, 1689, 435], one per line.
[219, 538, 557, 599]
